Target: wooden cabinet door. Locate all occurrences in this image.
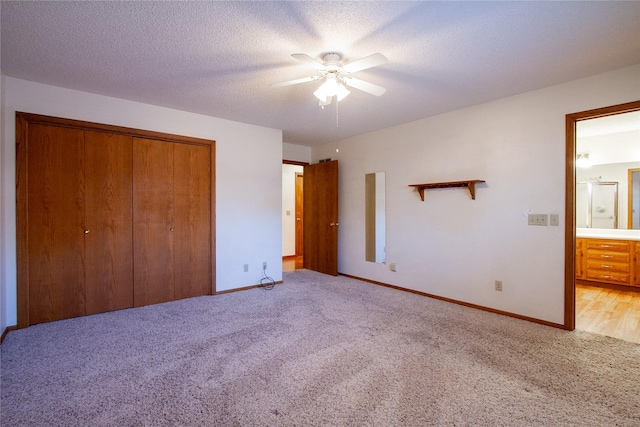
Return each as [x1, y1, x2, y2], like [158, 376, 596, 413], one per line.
[635, 243, 640, 287]
[173, 143, 212, 299]
[84, 131, 134, 314]
[27, 124, 86, 324]
[303, 160, 339, 276]
[133, 138, 175, 306]
[576, 239, 584, 279]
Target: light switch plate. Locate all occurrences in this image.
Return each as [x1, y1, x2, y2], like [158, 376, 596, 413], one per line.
[528, 214, 548, 226]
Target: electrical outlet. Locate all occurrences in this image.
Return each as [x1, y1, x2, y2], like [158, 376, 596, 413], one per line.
[243, 264, 249, 273]
[528, 214, 548, 226]
[549, 214, 559, 226]
[389, 263, 397, 272]
[263, 261, 267, 269]
[495, 280, 503, 292]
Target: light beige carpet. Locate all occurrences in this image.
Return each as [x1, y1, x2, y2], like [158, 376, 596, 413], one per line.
[1, 270, 639, 426]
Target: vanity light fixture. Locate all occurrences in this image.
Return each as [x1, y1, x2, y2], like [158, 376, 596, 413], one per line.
[576, 152, 592, 168]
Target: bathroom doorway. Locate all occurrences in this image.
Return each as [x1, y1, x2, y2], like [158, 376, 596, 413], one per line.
[565, 100, 640, 342]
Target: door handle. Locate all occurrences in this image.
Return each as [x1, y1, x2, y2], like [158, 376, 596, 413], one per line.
[330, 222, 339, 227]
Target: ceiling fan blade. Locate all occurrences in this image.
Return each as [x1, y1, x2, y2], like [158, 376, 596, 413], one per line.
[343, 77, 387, 96]
[342, 53, 388, 73]
[271, 75, 320, 88]
[291, 53, 326, 70]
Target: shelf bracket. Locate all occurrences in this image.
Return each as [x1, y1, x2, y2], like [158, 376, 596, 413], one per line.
[467, 181, 478, 200]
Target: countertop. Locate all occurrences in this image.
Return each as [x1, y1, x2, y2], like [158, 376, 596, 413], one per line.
[576, 228, 640, 241]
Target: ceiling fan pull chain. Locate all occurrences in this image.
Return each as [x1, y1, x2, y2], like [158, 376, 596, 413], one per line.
[335, 98, 340, 153]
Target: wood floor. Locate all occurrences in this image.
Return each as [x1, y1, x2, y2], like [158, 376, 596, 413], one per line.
[282, 255, 303, 273]
[576, 283, 640, 344]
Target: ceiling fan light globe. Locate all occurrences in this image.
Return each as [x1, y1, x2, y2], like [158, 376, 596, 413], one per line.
[314, 78, 336, 99]
[335, 84, 350, 101]
[313, 86, 330, 102]
[323, 77, 339, 93]
[314, 76, 350, 103]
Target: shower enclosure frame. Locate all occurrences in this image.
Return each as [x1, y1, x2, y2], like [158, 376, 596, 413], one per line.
[576, 181, 619, 229]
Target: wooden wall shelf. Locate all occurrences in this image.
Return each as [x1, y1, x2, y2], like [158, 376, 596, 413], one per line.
[408, 180, 485, 201]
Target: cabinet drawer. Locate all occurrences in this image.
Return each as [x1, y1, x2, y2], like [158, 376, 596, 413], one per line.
[586, 260, 630, 274]
[585, 240, 630, 252]
[585, 250, 630, 263]
[585, 270, 630, 285]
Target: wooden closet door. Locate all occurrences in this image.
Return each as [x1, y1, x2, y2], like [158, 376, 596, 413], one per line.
[84, 131, 134, 314]
[133, 138, 175, 306]
[27, 124, 86, 324]
[173, 143, 212, 299]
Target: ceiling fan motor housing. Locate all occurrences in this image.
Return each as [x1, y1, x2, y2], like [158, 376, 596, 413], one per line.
[322, 53, 343, 72]
[322, 52, 342, 63]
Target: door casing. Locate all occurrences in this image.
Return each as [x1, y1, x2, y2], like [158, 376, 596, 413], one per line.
[564, 100, 640, 330]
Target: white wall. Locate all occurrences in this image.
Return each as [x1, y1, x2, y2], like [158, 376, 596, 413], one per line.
[283, 142, 311, 164]
[282, 164, 303, 256]
[1, 77, 283, 328]
[313, 64, 640, 325]
[0, 70, 6, 334]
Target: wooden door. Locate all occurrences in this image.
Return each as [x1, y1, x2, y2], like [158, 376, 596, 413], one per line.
[133, 138, 175, 306]
[26, 124, 86, 324]
[173, 143, 212, 299]
[295, 173, 304, 256]
[303, 160, 339, 275]
[84, 131, 134, 314]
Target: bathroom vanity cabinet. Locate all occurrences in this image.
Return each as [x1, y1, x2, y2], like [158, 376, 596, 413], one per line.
[576, 237, 638, 288]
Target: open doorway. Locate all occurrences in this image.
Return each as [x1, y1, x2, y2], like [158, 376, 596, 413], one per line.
[282, 159, 340, 275]
[283, 162, 305, 272]
[565, 100, 640, 343]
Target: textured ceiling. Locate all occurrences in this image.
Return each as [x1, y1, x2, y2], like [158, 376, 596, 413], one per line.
[2, 1, 640, 147]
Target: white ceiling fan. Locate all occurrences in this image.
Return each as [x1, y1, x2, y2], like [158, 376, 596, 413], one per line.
[272, 52, 388, 106]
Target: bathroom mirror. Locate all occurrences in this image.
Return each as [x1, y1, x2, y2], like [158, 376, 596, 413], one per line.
[576, 111, 640, 230]
[629, 169, 640, 229]
[365, 172, 386, 263]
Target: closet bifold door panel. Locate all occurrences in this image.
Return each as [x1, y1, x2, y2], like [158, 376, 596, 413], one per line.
[22, 125, 134, 324]
[133, 138, 176, 306]
[173, 143, 212, 300]
[17, 112, 215, 328]
[132, 138, 212, 306]
[26, 124, 86, 325]
[84, 131, 134, 315]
